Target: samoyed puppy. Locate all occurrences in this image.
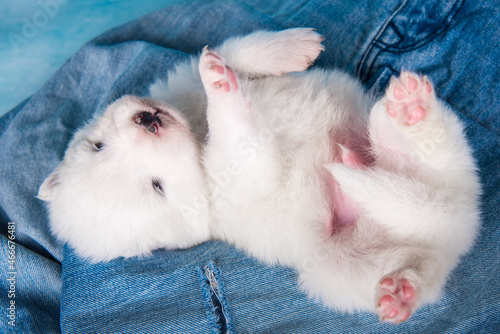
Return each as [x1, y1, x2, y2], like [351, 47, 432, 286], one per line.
[39, 28, 480, 322]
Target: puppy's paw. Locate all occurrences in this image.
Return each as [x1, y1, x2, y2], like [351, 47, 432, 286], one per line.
[199, 47, 239, 95]
[376, 272, 417, 323]
[385, 72, 435, 126]
[221, 28, 324, 77]
[270, 28, 325, 74]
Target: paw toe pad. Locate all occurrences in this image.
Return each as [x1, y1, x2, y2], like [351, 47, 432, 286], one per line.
[385, 72, 435, 126]
[377, 275, 416, 323]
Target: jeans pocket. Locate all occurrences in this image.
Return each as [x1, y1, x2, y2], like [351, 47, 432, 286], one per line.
[374, 0, 465, 52]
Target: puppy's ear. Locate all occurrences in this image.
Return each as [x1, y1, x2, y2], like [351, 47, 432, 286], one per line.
[37, 168, 60, 201]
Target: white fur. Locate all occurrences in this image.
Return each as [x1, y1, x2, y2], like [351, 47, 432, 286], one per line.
[39, 96, 210, 261]
[190, 29, 479, 320]
[39, 28, 480, 321]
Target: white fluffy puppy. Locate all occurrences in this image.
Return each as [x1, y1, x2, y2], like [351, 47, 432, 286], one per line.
[164, 29, 478, 322]
[39, 28, 480, 322]
[38, 96, 210, 261]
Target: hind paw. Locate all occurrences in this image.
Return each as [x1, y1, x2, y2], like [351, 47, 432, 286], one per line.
[199, 47, 239, 94]
[385, 72, 435, 126]
[376, 273, 416, 323]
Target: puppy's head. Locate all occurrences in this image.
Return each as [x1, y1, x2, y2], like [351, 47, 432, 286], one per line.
[38, 95, 210, 261]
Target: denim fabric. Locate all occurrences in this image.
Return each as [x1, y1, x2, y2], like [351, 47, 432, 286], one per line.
[1, 0, 499, 332]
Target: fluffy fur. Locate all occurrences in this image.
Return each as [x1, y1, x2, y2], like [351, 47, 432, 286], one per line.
[189, 29, 480, 321]
[40, 28, 480, 322]
[38, 96, 210, 261]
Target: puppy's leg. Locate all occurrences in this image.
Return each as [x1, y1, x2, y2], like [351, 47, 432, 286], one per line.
[328, 72, 480, 240]
[368, 73, 480, 321]
[199, 48, 279, 197]
[298, 243, 447, 322]
[151, 28, 324, 137]
[216, 28, 324, 77]
[325, 73, 480, 321]
[369, 72, 477, 175]
[372, 245, 451, 323]
[370, 72, 437, 171]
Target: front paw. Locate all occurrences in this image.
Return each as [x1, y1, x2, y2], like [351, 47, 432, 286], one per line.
[199, 47, 239, 95]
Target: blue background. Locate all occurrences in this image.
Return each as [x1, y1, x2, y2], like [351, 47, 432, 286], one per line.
[0, 0, 195, 116]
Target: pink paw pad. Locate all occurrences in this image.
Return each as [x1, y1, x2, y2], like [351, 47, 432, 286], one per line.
[200, 47, 238, 93]
[377, 275, 416, 323]
[385, 72, 434, 126]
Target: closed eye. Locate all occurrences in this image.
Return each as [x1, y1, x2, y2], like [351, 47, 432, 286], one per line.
[91, 141, 104, 152]
[152, 178, 164, 195]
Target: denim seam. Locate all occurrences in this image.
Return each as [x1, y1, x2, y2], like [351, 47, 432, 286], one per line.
[357, 0, 465, 76]
[356, 0, 408, 78]
[373, 0, 465, 53]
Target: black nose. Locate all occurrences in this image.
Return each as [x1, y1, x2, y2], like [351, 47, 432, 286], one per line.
[134, 111, 162, 133]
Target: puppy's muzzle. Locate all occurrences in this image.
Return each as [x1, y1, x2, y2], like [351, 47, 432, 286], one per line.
[134, 111, 170, 134]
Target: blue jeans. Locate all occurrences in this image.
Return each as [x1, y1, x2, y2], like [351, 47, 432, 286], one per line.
[1, 0, 499, 332]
